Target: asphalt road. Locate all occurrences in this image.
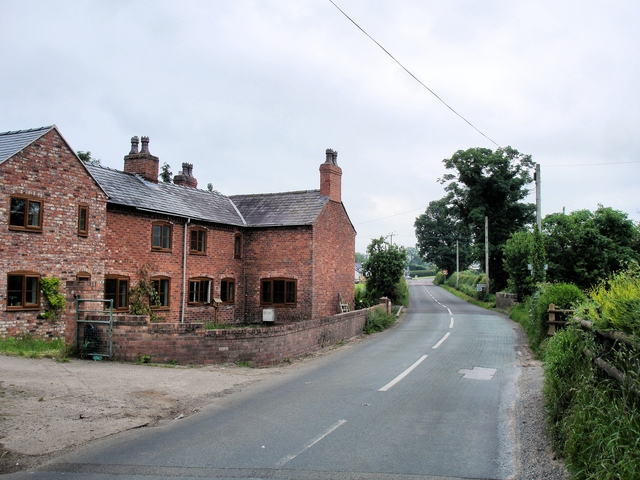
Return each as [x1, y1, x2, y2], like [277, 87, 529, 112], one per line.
[8, 280, 520, 480]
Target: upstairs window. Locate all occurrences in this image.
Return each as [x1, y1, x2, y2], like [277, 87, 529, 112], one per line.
[152, 222, 172, 251]
[190, 228, 207, 254]
[188, 278, 211, 305]
[151, 277, 170, 308]
[234, 233, 242, 258]
[9, 196, 42, 231]
[220, 279, 235, 304]
[261, 278, 297, 306]
[104, 276, 129, 310]
[7, 272, 40, 309]
[78, 205, 89, 236]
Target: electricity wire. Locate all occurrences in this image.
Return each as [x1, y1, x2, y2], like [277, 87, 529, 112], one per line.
[328, 0, 502, 149]
[544, 160, 640, 167]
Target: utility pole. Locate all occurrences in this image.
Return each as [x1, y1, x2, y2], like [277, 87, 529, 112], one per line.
[535, 163, 541, 231]
[485, 216, 490, 293]
[456, 239, 459, 289]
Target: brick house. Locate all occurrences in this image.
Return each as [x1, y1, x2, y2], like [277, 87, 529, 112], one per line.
[0, 125, 356, 340]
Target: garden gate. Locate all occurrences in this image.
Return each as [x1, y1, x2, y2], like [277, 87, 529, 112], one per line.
[75, 298, 113, 359]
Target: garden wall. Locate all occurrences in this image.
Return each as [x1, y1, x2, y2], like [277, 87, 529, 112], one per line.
[87, 307, 371, 367]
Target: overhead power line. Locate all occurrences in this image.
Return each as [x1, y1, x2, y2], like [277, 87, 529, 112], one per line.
[354, 206, 426, 226]
[328, 0, 501, 149]
[545, 160, 640, 168]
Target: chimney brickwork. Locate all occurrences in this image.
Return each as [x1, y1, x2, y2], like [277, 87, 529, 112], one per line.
[173, 162, 198, 188]
[320, 148, 342, 203]
[123, 136, 160, 183]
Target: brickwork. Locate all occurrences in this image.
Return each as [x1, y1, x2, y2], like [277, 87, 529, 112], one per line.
[1, 129, 358, 362]
[0, 128, 108, 338]
[312, 201, 356, 317]
[104, 209, 244, 324]
[103, 307, 371, 366]
[242, 226, 314, 323]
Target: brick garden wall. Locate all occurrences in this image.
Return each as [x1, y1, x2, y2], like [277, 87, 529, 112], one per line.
[99, 307, 372, 367]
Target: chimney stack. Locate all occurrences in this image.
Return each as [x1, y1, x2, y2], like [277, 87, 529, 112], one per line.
[173, 162, 198, 188]
[123, 136, 159, 183]
[320, 148, 342, 203]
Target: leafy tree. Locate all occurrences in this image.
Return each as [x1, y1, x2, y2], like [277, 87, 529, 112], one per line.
[439, 146, 536, 291]
[160, 162, 173, 183]
[503, 230, 534, 300]
[207, 183, 220, 194]
[77, 151, 101, 165]
[530, 226, 547, 285]
[355, 252, 367, 263]
[414, 194, 471, 274]
[543, 206, 640, 289]
[361, 237, 406, 302]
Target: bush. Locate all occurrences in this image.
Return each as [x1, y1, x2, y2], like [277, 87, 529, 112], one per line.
[543, 326, 640, 479]
[578, 266, 640, 339]
[529, 283, 586, 352]
[363, 307, 396, 333]
[395, 277, 409, 307]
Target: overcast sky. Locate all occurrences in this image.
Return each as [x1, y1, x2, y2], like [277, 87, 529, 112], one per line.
[2, 1, 639, 253]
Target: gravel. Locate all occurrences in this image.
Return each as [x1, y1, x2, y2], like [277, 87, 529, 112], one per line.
[511, 325, 569, 480]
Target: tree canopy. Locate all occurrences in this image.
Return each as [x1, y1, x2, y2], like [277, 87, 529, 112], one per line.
[542, 206, 640, 289]
[415, 146, 535, 292]
[361, 237, 406, 302]
[77, 151, 101, 166]
[414, 194, 471, 274]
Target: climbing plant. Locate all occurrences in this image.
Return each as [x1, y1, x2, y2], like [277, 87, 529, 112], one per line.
[40, 277, 66, 322]
[129, 264, 160, 320]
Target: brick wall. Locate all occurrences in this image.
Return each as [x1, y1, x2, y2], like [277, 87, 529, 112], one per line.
[242, 226, 314, 323]
[0, 128, 108, 338]
[103, 208, 244, 324]
[102, 306, 372, 367]
[312, 201, 356, 317]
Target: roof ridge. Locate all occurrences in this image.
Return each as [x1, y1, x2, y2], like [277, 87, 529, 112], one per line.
[229, 189, 320, 198]
[0, 125, 55, 137]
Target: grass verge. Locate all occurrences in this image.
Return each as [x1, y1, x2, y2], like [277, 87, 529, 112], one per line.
[0, 335, 67, 360]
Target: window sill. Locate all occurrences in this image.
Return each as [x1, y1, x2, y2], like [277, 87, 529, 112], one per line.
[8, 226, 42, 233]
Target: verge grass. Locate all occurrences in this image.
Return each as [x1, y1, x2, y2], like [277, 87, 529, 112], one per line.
[0, 335, 66, 360]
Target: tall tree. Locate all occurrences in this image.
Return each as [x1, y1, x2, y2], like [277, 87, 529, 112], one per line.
[361, 237, 406, 302]
[439, 146, 536, 291]
[414, 194, 470, 274]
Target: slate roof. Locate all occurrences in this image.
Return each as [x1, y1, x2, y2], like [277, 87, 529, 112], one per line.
[86, 164, 247, 226]
[0, 126, 55, 165]
[1, 125, 329, 228]
[230, 191, 328, 227]
[86, 165, 329, 228]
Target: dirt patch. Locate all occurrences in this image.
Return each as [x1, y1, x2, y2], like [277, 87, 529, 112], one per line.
[0, 355, 289, 474]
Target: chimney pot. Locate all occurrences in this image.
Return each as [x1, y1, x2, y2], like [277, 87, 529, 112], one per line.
[140, 136, 150, 154]
[129, 136, 139, 154]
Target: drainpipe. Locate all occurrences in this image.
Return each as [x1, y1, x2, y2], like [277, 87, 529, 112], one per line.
[181, 218, 191, 323]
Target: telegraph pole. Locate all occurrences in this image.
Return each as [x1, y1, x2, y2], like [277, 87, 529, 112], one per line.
[485, 216, 490, 292]
[456, 239, 459, 289]
[535, 163, 541, 231]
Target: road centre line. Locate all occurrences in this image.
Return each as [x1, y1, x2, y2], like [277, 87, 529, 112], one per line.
[275, 419, 347, 467]
[378, 355, 428, 392]
[449, 317, 454, 329]
[432, 332, 451, 349]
